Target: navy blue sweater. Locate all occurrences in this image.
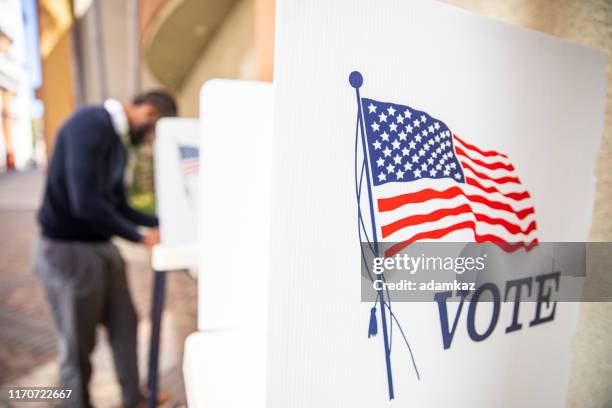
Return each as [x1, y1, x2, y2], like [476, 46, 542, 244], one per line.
[38, 106, 158, 242]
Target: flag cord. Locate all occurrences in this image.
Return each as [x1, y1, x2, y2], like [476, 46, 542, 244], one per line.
[384, 301, 420, 381]
[351, 71, 395, 400]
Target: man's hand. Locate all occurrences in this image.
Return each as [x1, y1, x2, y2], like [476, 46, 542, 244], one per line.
[141, 228, 160, 247]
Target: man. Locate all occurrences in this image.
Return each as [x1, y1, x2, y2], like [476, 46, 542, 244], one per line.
[34, 91, 178, 408]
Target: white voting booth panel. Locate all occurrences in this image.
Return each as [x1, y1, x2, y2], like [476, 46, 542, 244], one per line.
[153, 118, 200, 271]
[183, 80, 273, 408]
[267, 1, 606, 407]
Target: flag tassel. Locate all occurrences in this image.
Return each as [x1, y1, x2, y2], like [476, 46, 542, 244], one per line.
[368, 307, 378, 338]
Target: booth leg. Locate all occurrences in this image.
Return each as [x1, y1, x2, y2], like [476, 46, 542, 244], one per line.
[147, 270, 167, 408]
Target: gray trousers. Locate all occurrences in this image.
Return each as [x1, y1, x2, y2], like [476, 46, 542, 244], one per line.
[33, 238, 144, 408]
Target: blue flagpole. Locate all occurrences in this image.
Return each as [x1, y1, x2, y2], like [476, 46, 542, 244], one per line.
[350, 71, 395, 400]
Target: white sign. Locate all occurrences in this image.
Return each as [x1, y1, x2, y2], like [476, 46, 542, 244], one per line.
[268, 1, 606, 407]
[154, 118, 200, 247]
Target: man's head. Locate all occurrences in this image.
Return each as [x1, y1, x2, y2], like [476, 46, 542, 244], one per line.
[125, 90, 178, 146]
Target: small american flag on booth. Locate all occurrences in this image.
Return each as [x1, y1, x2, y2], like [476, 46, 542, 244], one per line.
[361, 98, 538, 257]
[178, 146, 199, 176]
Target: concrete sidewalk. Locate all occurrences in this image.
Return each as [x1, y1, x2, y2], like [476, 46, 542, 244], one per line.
[0, 169, 196, 407]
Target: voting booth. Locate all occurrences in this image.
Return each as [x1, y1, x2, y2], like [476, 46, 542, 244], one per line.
[153, 118, 200, 271]
[182, 1, 606, 407]
[183, 80, 273, 408]
[148, 118, 200, 406]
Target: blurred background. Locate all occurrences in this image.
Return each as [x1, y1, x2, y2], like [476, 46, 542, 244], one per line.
[0, 0, 609, 407]
[0, 1, 274, 406]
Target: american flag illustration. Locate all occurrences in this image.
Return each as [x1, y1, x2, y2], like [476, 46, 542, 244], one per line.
[178, 146, 199, 176]
[361, 97, 538, 257]
[351, 71, 538, 401]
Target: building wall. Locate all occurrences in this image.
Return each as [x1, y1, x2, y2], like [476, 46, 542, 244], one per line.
[38, 29, 75, 158]
[99, 1, 127, 102]
[39, 0, 139, 155]
[74, 0, 129, 104]
[0, 0, 35, 170]
[254, 0, 274, 82]
[37, 0, 76, 158]
[177, 0, 255, 117]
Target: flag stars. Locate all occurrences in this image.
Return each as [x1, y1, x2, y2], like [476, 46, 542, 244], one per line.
[366, 104, 464, 185]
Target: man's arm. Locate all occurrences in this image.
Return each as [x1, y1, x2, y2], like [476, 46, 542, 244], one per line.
[63, 118, 144, 242]
[116, 183, 159, 227]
